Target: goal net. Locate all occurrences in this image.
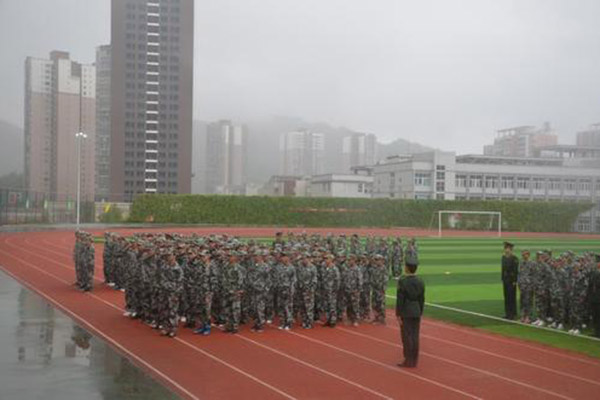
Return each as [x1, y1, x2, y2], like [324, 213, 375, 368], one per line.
[436, 210, 502, 237]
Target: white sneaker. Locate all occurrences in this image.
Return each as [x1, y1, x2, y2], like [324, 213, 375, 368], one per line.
[582, 324, 587, 329]
[567, 329, 574, 334]
[266, 320, 272, 324]
[180, 317, 187, 323]
[537, 321, 545, 327]
[532, 319, 541, 326]
[283, 326, 290, 331]
[573, 329, 581, 335]
[557, 323, 564, 330]
[123, 311, 131, 317]
[549, 322, 557, 329]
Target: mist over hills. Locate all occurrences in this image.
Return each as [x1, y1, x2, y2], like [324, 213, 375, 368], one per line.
[193, 116, 433, 186]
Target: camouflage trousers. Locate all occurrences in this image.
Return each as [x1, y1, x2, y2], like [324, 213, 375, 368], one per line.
[391, 261, 402, 277]
[360, 287, 371, 319]
[345, 290, 361, 323]
[535, 289, 550, 321]
[324, 289, 338, 324]
[225, 292, 242, 330]
[550, 293, 565, 323]
[298, 289, 315, 326]
[160, 293, 180, 334]
[265, 288, 276, 322]
[371, 287, 386, 322]
[519, 287, 534, 319]
[252, 291, 267, 328]
[277, 288, 294, 326]
[103, 260, 113, 284]
[336, 289, 347, 321]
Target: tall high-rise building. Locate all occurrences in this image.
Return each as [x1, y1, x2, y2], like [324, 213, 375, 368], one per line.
[24, 51, 96, 201]
[342, 132, 377, 171]
[280, 130, 325, 176]
[95, 45, 111, 201]
[110, 0, 194, 201]
[577, 123, 600, 147]
[483, 123, 557, 158]
[205, 120, 248, 194]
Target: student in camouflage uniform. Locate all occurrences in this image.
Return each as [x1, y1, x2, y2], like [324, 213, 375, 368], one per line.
[322, 254, 340, 327]
[370, 254, 389, 324]
[103, 232, 115, 285]
[568, 259, 589, 335]
[159, 252, 183, 338]
[359, 253, 372, 320]
[336, 253, 348, 322]
[343, 254, 363, 326]
[518, 250, 534, 323]
[223, 252, 245, 333]
[532, 251, 551, 326]
[275, 253, 297, 330]
[549, 259, 568, 330]
[247, 250, 272, 332]
[390, 238, 404, 278]
[296, 252, 318, 329]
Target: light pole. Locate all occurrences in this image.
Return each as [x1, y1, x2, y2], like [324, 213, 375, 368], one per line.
[75, 131, 88, 228]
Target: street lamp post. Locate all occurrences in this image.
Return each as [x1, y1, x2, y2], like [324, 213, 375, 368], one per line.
[75, 131, 88, 228]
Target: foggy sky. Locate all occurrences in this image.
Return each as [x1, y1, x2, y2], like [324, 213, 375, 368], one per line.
[1, 0, 600, 153]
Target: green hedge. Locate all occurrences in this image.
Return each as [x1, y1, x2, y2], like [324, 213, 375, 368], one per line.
[129, 194, 593, 233]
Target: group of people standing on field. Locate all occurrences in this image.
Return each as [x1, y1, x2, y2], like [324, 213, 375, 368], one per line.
[97, 231, 419, 338]
[502, 241, 600, 337]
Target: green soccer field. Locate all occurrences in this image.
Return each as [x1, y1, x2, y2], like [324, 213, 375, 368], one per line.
[384, 236, 600, 358]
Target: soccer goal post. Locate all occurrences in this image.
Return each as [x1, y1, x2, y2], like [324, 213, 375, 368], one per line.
[437, 210, 502, 238]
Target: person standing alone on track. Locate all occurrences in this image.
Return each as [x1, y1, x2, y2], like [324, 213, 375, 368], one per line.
[396, 249, 424, 368]
[501, 242, 519, 320]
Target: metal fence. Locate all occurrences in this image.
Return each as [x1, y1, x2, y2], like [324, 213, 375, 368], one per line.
[0, 188, 95, 226]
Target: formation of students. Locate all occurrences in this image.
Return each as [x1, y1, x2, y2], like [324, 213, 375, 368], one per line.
[95, 231, 419, 338]
[502, 242, 600, 337]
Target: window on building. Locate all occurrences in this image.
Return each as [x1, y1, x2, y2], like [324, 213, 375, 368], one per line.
[532, 178, 545, 190]
[501, 176, 514, 189]
[456, 175, 467, 188]
[548, 178, 561, 190]
[565, 179, 577, 191]
[517, 177, 529, 190]
[414, 172, 432, 187]
[469, 175, 483, 188]
[436, 181, 445, 192]
[484, 176, 498, 189]
[579, 179, 591, 191]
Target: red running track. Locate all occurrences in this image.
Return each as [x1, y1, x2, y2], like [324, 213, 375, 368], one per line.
[1, 229, 599, 400]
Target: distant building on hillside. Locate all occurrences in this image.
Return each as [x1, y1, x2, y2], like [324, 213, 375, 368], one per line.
[577, 123, 600, 147]
[259, 175, 309, 197]
[341, 132, 377, 172]
[24, 51, 96, 201]
[280, 130, 325, 176]
[483, 123, 558, 157]
[309, 173, 373, 198]
[205, 120, 248, 194]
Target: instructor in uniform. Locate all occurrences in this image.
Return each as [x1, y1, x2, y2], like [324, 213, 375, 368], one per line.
[396, 250, 425, 368]
[501, 241, 519, 320]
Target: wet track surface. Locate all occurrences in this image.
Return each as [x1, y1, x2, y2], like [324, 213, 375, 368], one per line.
[0, 270, 179, 400]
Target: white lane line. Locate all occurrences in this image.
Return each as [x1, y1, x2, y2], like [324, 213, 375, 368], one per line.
[286, 330, 482, 400]
[337, 327, 573, 400]
[0, 241, 298, 400]
[420, 316, 600, 367]
[0, 263, 200, 400]
[236, 334, 393, 400]
[385, 295, 600, 343]
[381, 316, 600, 387]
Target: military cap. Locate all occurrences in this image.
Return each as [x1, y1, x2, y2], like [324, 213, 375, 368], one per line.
[503, 241, 515, 249]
